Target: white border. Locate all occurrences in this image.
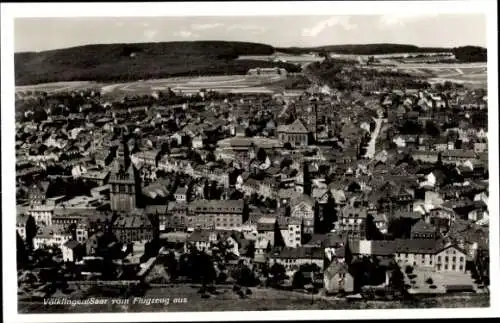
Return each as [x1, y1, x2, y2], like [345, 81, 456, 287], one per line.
[2, 1, 498, 322]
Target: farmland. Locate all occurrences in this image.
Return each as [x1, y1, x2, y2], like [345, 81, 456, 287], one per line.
[15, 73, 287, 99]
[392, 62, 487, 87]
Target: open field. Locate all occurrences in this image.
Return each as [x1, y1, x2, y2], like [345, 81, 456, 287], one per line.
[16, 74, 288, 97]
[392, 62, 487, 87]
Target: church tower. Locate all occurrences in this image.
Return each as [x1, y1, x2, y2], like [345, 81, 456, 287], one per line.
[109, 142, 136, 213]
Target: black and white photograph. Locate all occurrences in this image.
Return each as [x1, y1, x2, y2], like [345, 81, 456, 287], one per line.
[1, 1, 498, 322]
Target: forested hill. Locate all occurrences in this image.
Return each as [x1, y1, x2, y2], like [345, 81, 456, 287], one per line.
[15, 41, 293, 85]
[277, 43, 487, 62]
[15, 41, 487, 85]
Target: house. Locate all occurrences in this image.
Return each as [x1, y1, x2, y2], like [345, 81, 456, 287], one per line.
[256, 216, 276, 247]
[192, 135, 204, 149]
[61, 240, 82, 262]
[174, 186, 188, 202]
[337, 204, 368, 239]
[33, 225, 72, 250]
[323, 261, 354, 294]
[434, 243, 467, 272]
[112, 215, 153, 244]
[271, 246, 324, 271]
[186, 229, 217, 253]
[410, 220, 437, 239]
[28, 181, 50, 206]
[166, 202, 189, 231]
[290, 194, 315, 234]
[16, 213, 34, 240]
[277, 216, 302, 248]
[373, 213, 388, 234]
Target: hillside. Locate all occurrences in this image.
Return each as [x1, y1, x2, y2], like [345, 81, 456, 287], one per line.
[15, 41, 299, 85]
[15, 42, 487, 85]
[276, 44, 487, 62]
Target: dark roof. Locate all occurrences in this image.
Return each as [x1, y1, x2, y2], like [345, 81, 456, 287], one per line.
[274, 247, 323, 260]
[113, 215, 151, 229]
[411, 220, 436, 234]
[393, 238, 443, 254]
[187, 229, 214, 243]
[63, 240, 80, 249]
[145, 205, 167, 215]
[188, 199, 244, 213]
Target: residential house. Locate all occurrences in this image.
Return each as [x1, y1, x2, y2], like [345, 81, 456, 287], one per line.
[16, 213, 33, 240]
[112, 215, 153, 244]
[33, 225, 72, 250]
[277, 216, 302, 248]
[186, 229, 218, 253]
[323, 261, 354, 294]
[271, 247, 324, 271]
[290, 194, 315, 234]
[337, 204, 367, 239]
[410, 220, 438, 239]
[61, 240, 83, 262]
[174, 186, 188, 202]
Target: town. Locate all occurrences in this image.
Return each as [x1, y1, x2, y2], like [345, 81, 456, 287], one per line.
[15, 50, 490, 312]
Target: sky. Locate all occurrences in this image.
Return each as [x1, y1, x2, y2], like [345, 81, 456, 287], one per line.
[14, 14, 487, 53]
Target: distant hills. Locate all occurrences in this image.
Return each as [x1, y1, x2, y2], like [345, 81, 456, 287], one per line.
[15, 41, 487, 86]
[277, 44, 487, 62]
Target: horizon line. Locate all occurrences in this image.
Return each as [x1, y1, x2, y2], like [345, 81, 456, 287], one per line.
[14, 40, 487, 54]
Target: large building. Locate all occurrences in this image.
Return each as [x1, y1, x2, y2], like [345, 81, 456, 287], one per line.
[112, 215, 153, 244]
[277, 119, 309, 147]
[109, 144, 137, 213]
[337, 204, 368, 239]
[188, 199, 245, 230]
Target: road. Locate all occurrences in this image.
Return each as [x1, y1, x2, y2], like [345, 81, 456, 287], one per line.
[364, 112, 384, 159]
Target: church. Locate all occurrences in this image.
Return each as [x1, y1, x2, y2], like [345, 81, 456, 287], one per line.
[109, 142, 138, 213]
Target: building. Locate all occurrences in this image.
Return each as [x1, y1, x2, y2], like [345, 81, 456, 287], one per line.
[185, 229, 218, 252]
[393, 239, 467, 273]
[16, 213, 33, 240]
[112, 215, 153, 244]
[290, 194, 315, 234]
[109, 145, 137, 213]
[188, 199, 245, 230]
[277, 216, 302, 248]
[61, 240, 82, 262]
[27, 204, 54, 227]
[81, 170, 110, 187]
[337, 204, 368, 239]
[27, 181, 50, 206]
[174, 186, 188, 202]
[323, 261, 354, 294]
[277, 119, 309, 147]
[33, 225, 72, 250]
[271, 247, 324, 271]
[410, 220, 437, 239]
[165, 202, 189, 231]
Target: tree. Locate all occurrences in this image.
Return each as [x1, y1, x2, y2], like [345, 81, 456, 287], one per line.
[424, 121, 441, 137]
[292, 270, 306, 289]
[17, 231, 27, 269]
[25, 215, 38, 251]
[269, 263, 286, 286]
[257, 148, 267, 163]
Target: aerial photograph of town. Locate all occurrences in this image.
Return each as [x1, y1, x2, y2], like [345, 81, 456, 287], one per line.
[9, 9, 492, 316]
